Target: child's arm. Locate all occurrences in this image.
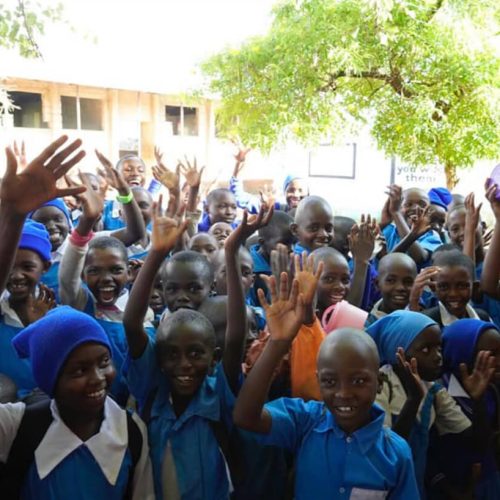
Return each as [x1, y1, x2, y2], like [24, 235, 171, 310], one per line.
[387, 184, 430, 263]
[179, 156, 204, 213]
[229, 146, 261, 214]
[408, 266, 440, 311]
[233, 273, 305, 433]
[0, 136, 85, 296]
[391, 206, 431, 255]
[463, 193, 481, 265]
[152, 147, 181, 217]
[123, 196, 188, 358]
[95, 150, 146, 246]
[391, 349, 424, 440]
[347, 215, 377, 308]
[223, 207, 274, 393]
[59, 175, 103, 309]
[480, 183, 500, 298]
[294, 253, 323, 326]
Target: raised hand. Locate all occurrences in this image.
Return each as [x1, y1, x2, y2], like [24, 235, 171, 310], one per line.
[294, 252, 323, 305]
[150, 195, 188, 255]
[258, 273, 305, 342]
[2, 135, 86, 215]
[68, 172, 104, 221]
[460, 350, 495, 400]
[26, 284, 56, 324]
[128, 259, 144, 285]
[259, 184, 276, 211]
[464, 192, 482, 231]
[409, 266, 440, 311]
[232, 140, 251, 177]
[485, 180, 500, 221]
[178, 155, 205, 188]
[409, 206, 431, 237]
[225, 205, 274, 251]
[385, 184, 403, 216]
[396, 347, 425, 402]
[270, 243, 293, 286]
[349, 214, 378, 262]
[95, 150, 130, 196]
[152, 148, 181, 192]
[12, 140, 27, 170]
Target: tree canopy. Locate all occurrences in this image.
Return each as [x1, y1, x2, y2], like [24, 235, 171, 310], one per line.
[202, 0, 500, 187]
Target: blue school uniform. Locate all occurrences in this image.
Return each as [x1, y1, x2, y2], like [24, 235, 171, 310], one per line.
[293, 242, 310, 256]
[102, 200, 125, 231]
[229, 177, 287, 214]
[348, 257, 380, 312]
[197, 212, 239, 233]
[249, 244, 271, 274]
[125, 338, 237, 500]
[252, 399, 419, 499]
[0, 308, 36, 399]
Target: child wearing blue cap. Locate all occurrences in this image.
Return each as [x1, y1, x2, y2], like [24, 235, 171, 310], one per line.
[427, 319, 499, 499]
[0, 136, 86, 399]
[0, 307, 154, 499]
[234, 273, 419, 499]
[428, 187, 452, 242]
[367, 310, 492, 494]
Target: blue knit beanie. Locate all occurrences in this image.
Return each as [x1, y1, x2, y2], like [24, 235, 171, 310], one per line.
[29, 198, 73, 229]
[12, 306, 112, 397]
[366, 310, 439, 365]
[19, 219, 52, 262]
[428, 187, 453, 211]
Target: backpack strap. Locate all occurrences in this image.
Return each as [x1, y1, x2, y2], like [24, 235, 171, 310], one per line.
[123, 411, 143, 500]
[0, 399, 53, 499]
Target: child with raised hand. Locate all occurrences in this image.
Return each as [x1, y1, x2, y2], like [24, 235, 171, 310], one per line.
[0, 307, 154, 499]
[123, 203, 272, 499]
[209, 221, 233, 248]
[0, 136, 85, 399]
[234, 273, 419, 499]
[367, 310, 493, 492]
[383, 184, 442, 265]
[427, 319, 500, 499]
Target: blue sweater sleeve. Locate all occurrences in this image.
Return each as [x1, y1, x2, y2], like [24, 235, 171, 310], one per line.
[229, 176, 260, 214]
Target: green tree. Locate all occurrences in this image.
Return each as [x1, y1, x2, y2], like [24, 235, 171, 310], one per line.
[202, 0, 500, 188]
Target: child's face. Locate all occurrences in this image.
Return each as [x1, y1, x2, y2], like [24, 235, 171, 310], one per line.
[402, 189, 429, 223]
[259, 226, 295, 258]
[293, 205, 334, 251]
[149, 287, 166, 315]
[163, 261, 212, 312]
[331, 221, 353, 257]
[83, 248, 129, 306]
[207, 192, 237, 225]
[132, 190, 153, 227]
[209, 222, 233, 248]
[214, 250, 254, 295]
[406, 325, 442, 381]
[447, 209, 482, 250]
[120, 159, 145, 187]
[157, 322, 216, 398]
[189, 233, 218, 263]
[55, 343, 115, 417]
[32, 206, 70, 252]
[7, 249, 49, 302]
[316, 257, 350, 311]
[317, 343, 379, 434]
[285, 179, 307, 209]
[428, 205, 447, 234]
[377, 262, 415, 313]
[435, 265, 473, 318]
[475, 329, 500, 384]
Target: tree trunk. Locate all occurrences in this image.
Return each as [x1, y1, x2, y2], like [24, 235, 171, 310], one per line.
[444, 162, 458, 190]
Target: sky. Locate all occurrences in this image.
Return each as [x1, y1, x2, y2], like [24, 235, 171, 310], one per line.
[1, 0, 275, 92]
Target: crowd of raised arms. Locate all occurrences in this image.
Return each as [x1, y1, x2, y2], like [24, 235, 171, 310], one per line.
[0, 136, 500, 500]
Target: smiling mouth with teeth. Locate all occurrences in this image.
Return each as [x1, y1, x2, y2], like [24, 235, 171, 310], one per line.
[335, 406, 356, 414]
[86, 388, 106, 399]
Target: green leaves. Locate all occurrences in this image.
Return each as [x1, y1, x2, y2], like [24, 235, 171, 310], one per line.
[201, 0, 500, 180]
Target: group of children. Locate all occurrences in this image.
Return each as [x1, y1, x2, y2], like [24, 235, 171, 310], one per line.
[0, 135, 500, 499]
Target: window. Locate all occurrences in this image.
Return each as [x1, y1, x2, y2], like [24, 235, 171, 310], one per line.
[61, 96, 103, 130]
[9, 91, 48, 128]
[165, 105, 198, 136]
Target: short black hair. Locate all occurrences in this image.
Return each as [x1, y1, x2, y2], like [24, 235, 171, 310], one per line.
[160, 250, 215, 285]
[433, 249, 475, 279]
[116, 154, 145, 171]
[258, 210, 293, 239]
[433, 243, 462, 256]
[294, 195, 332, 224]
[311, 246, 348, 266]
[333, 216, 356, 232]
[86, 236, 128, 263]
[131, 186, 152, 200]
[157, 309, 216, 349]
[206, 188, 235, 206]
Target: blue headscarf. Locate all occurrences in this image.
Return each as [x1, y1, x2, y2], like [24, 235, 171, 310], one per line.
[428, 187, 452, 211]
[282, 174, 305, 195]
[366, 310, 438, 365]
[443, 319, 499, 377]
[28, 198, 73, 229]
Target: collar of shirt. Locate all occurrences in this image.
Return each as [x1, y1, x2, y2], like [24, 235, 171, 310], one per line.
[35, 397, 127, 485]
[151, 371, 221, 429]
[51, 236, 69, 263]
[446, 373, 470, 399]
[313, 403, 386, 454]
[293, 243, 311, 256]
[439, 301, 479, 326]
[370, 299, 387, 320]
[249, 244, 271, 274]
